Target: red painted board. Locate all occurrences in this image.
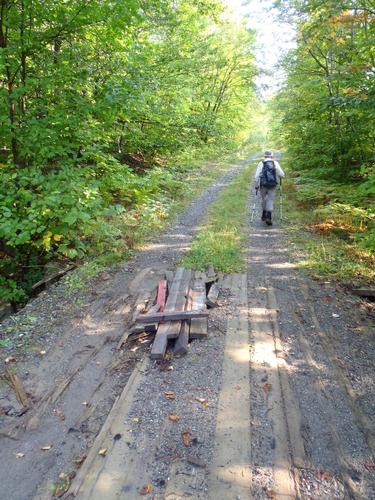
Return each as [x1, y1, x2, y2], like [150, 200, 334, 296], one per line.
[156, 279, 167, 312]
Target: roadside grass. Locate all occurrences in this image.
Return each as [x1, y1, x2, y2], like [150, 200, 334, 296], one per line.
[282, 183, 375, 284]
[181, 161, 254, 272]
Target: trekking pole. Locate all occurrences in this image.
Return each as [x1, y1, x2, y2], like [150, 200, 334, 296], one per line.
[250, 186, 258, 222]
[279, 178, 283, 221]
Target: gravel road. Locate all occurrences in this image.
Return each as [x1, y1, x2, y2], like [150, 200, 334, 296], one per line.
[1, 154, 374, 500]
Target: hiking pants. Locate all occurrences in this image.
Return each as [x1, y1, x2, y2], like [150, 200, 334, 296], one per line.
[260, 186, 276, 212]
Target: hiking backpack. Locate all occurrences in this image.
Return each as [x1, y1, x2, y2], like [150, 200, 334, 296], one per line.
[260, 160, 277, 188]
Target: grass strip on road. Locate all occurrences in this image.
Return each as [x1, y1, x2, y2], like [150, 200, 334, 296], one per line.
[181, 161, 255, 272]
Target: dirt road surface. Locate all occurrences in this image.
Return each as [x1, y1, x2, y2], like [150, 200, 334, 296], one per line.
[1, 155, 374, 499]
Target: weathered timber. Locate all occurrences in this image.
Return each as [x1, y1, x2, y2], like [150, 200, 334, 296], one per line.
[4, 368, 30, 408]
[206, 282, 220, 308]
[68, 358, 150, 498]
[150, 268, 191, 359]
[31, 264, 76, 291]
[128, 267, 152, 294]
[131, 290, 151, 324]
[351, 288, 375, 298]
[156, 280, 167, 311]
[138, 309, 207, 323]
[189, 278, 208, 339]
[144, 303, 161, 315]
[207, 273, 252, 498]
[165, 270, 174, 289]
[174, 321, 190, 356]
[206, 263, 216, 281]
[174, 279, 193, 356]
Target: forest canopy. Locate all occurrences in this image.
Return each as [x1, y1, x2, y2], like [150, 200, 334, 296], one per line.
[271, 0, 375, 258]
[0, 0, 257, 303]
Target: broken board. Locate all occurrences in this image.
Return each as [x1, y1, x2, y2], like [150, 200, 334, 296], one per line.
[150, 268, 191, 359]
[189, 278, 208, 339]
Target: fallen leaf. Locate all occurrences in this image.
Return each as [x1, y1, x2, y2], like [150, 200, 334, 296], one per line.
[318, 469, 333, 481]
[332, 313, 340, 318]
[195, 397, 208, 405]
[5, 356, 16, 364]
[41, 445, 52, 451]
[73, 455, 86, 469]
[169, 414, 179, 422]
[265, 489, 276, 499]
[54, 471, 76, 497]
[364, 460, 375, 470]
[98, 448, 107, 457]
[53, 408, 65, 421]
[164, 390, 175, 400]
[258, 287, 268, 292]
[15, 452, 25, 458]
[351, 326, 364, 333]
[160, 363, 174, 371]
[164, 351, 172, 361]
[181, 429, 191, 447]
[235, 385, 241, 390]
[322, 296, 331, 304]
[139, 484, 152, 495]
[39, 350, 46, 355]
[263, 383, 271, 392]
[132, 417, 140, 423]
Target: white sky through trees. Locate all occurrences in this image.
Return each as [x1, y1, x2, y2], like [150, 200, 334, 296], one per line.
[223, 0, 295, 98]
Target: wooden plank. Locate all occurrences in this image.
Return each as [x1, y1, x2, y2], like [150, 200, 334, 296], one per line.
[206, 282, 220, 308]
[68, 357, 149, 498]
[128, 267, 152, 294]
[173, 321, 189, 356]
[207, 274, 251, 498]
[31, 264, 75, 291]
[4, 368, 30, 408]
[138, 309, 207, 323]
[174, 281, 193, 356]
[268, 286, 307, 470]
[131, 290, 151, 324]
[351, 288, 375, 298]
[117, 291, 151, 349]
[143, 303, 160, 315]
[156, 279, 167, 311]
[165, 270, 174, 289]
[206, 263, 216, 281]
[150, 268, 191, 360]
[249, 298, 296, 498]
[189, 279, 208, 339]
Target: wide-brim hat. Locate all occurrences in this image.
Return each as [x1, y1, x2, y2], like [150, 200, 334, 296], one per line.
[264, 151, 273, 157]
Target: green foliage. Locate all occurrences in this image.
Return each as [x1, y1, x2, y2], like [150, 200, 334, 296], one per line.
[272, 0, 375, 180]
[270, 0, 375, 279]
[0, 0, 258, 304]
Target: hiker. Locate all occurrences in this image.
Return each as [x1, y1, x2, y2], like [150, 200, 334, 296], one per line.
[254, 151, 285, 226]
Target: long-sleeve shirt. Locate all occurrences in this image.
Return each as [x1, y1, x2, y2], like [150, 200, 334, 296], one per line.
[254, 159, 285, 188]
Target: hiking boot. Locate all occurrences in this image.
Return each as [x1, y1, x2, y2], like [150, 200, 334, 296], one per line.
[266, 211, 272, 226]
[261, 210, 267, 221]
